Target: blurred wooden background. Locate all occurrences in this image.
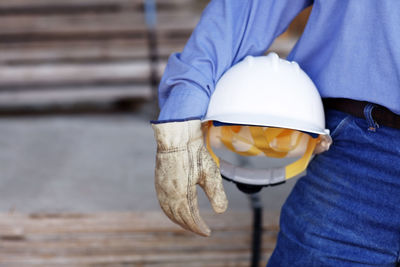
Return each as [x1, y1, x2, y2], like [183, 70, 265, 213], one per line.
[0, 0, 310, 113]
[0, 0, 204, 112]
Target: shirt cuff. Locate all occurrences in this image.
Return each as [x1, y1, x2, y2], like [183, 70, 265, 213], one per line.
[157, 85, 210, 121]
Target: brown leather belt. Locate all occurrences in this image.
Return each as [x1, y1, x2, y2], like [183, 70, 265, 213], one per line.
[323, 98, 400, 129]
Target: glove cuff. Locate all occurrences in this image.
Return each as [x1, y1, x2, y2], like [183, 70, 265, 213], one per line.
[151, 120, 203, 150]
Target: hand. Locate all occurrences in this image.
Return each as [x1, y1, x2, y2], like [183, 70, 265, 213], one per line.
[152, 120, 228, 236]
[314, 134, 332, 154]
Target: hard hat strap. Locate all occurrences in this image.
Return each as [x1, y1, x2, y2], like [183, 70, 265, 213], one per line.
[285, 136, 317, 179]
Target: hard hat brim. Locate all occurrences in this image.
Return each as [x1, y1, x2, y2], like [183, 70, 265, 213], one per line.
[202, 113, 330, 136]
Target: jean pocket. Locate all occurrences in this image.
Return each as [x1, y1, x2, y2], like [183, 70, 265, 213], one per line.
[326, 110, 353, 139]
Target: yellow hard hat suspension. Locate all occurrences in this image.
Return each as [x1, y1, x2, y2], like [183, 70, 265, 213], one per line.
[205, 122, 318, 180]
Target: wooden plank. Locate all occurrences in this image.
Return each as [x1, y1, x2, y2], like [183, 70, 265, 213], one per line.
[0, 252, 255, 266]
[0, 211, 278, 266]
[0, 0, 200, 17]
[0, 211, 279, 234]
[0, 0, 197, 9]
[0, 61, 166, 88]
[0, 40, 185, 64]
[0, 233, 276, 256]
[0, 0, 135, 8]
[0, 12, 200, 36]
[0, 85, 152, 108]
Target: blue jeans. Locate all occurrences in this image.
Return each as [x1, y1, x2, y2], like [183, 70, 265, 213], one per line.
[267, 107, 400, 266]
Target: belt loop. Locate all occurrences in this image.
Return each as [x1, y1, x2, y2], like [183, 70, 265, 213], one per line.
[364, 103, 379, 132]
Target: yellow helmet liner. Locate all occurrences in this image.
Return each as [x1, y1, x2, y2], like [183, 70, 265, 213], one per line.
[205, 122, 318, 180]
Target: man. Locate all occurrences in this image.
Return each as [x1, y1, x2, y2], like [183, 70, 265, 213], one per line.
[152, 1, 400, 265]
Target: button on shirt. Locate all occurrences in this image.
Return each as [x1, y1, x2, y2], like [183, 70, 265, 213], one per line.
[157, 0, 400, 121]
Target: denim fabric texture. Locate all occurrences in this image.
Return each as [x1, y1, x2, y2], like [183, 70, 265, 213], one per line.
[267, 108, 400, 266]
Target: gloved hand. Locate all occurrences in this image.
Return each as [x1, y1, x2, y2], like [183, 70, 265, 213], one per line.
[151, 120, 228, 236]
[314, 134, 333, 154]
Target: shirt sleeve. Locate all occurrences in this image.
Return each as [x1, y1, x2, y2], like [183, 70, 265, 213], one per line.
[157, 0, 313, 121]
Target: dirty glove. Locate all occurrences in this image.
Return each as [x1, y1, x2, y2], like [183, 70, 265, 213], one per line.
[314, 134, 333, 154]
[152, 120, 228, 236]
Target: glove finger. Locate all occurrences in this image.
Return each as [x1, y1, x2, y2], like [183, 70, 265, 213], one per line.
[155, 180, 184, 226]
[314, 134, 333, 154]
[180, 183, 212, 236]
[155, 175, 211, 237]
[199, 148, 228, 214]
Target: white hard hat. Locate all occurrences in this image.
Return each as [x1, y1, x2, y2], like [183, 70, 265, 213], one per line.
[202, 53, 331, 191]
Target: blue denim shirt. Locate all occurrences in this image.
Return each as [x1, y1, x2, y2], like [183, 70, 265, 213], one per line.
[158, 0, 400, 120]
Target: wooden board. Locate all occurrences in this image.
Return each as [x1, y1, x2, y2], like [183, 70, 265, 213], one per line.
[0, 40, 185, 64]
[0, 85, 153, 110]
[0, 61, 166, 88]
[0, 211, 279, 266]
[0, 0, 198, 9]
[0, 12, 199, 36]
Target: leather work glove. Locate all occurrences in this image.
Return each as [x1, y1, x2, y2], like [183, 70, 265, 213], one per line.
[151, 120, 228, 236]
[314, 134, 333, 154]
